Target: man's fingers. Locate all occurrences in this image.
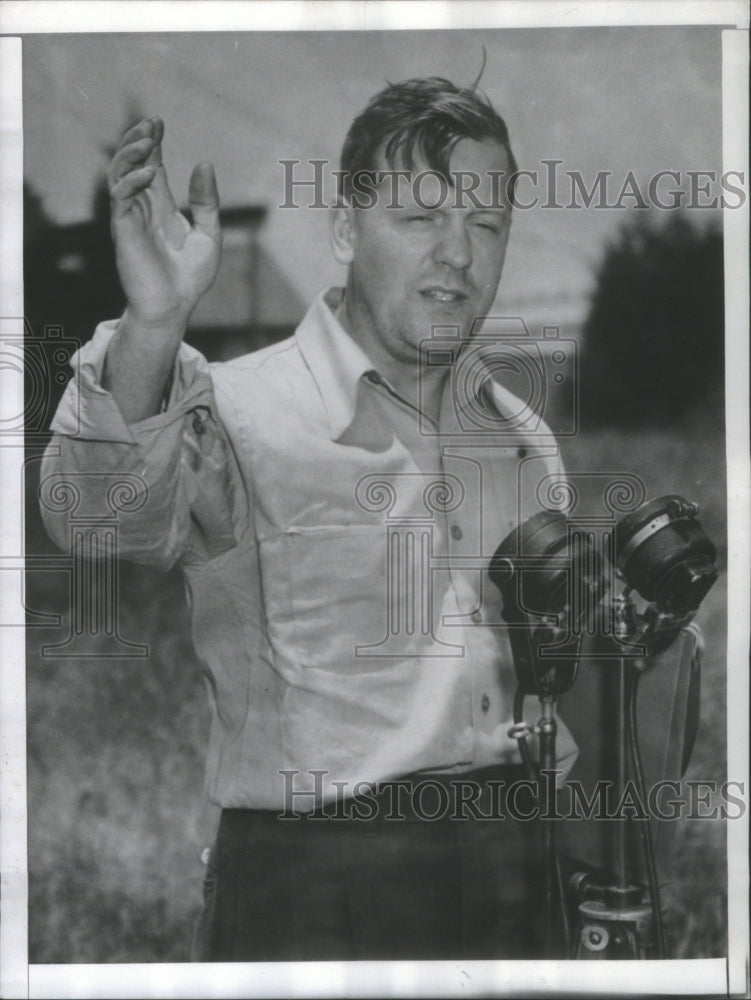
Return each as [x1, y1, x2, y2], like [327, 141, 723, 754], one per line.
[118, 117, 154, 148]
[189, 162, 220, 239]
[109, 166, 157, 218]
[108, 136, 156, 186]
[118, 115, 162, 148]
[143, 117, 164, 169]
[108, 117, 164, 186]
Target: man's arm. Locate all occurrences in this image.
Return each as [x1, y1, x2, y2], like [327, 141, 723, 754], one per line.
[102, 116, 221, 422]
[40, 118, 247, 569]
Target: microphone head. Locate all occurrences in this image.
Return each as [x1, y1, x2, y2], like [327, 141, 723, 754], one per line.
[490, 509, 609, 628]
[614, 495, 717, 615]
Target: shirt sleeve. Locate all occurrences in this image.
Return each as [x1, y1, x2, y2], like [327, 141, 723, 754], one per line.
[40, 319, 249, 570]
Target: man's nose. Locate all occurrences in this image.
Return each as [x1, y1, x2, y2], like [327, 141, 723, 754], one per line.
[433, 220, 472, 271]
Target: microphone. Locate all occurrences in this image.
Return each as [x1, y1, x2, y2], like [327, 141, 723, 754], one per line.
[614, 495, 717, 616]
[489, 509, 609, 695]
[489, 495, 718, 673]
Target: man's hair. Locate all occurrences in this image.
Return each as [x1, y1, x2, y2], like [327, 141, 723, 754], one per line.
[339, 76, 518, 203]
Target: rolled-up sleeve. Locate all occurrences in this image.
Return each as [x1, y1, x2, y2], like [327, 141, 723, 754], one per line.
[40, 319, 248, 570]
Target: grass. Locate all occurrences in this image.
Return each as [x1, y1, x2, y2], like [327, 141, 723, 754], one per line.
[26, 564, 218, 963]
[25, 411, 730, 963]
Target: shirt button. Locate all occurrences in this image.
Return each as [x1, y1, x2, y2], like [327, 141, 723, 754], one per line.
[517, 447, 527, 458]
[471, 609, 482, 623]
[481, 694, 490, 714]
[450, 524, 463, 541]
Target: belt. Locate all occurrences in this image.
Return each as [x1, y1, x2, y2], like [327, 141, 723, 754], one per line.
[223, 763, 534, 826]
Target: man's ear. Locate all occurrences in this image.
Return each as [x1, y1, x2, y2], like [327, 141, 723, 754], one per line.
[329, 202, 356, 265]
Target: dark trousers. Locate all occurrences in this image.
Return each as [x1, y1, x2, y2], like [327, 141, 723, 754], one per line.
[192, 767, 544, 962]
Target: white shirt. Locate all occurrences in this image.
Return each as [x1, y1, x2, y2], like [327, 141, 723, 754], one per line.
[42, 287, 576, 808]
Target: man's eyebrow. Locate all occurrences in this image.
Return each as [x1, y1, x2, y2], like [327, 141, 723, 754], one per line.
[466, 206, 511, 219]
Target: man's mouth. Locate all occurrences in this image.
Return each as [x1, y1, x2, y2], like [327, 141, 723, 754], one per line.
[420, 288, 469, 303]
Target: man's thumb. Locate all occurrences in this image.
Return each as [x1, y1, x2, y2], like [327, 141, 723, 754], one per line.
[189, 162, 220, 238]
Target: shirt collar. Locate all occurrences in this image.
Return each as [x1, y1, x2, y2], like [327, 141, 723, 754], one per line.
[295, 287, 379, 440]
[295, 287, 539, 440]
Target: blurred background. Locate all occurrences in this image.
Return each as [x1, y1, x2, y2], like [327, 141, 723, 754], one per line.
[22, 28, 728, 962]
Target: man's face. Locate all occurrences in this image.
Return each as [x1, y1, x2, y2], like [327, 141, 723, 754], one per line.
[337, 138, 513, 368]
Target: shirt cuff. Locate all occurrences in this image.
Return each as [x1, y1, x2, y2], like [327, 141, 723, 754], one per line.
[49, 318, 215, 443]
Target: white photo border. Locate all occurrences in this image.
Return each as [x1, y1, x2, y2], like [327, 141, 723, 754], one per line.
[1, 3, 748, 998]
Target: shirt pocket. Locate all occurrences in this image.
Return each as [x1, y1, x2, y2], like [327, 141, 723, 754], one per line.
[258, 524, 389, 674]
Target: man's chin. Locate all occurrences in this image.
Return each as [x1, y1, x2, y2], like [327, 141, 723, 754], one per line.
[414, 304, 478, 341]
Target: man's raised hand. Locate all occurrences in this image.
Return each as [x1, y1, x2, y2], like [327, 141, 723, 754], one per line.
[102, 117, 221, 423]
[107, 116, 221, 328]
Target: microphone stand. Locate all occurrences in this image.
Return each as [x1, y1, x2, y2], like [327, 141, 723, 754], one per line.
[570, 589, 664, 959]
[509, 627, 574, 958]
[538, 695, 558, 948]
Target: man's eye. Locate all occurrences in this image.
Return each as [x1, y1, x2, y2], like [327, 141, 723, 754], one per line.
[475, 221, 500, 234]
[406, 215, 432, 224]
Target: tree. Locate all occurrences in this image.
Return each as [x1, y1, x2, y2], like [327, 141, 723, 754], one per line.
[580, 214, 724, 428]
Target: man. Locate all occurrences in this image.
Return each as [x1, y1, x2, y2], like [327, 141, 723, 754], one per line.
[42, 77, 574, 961]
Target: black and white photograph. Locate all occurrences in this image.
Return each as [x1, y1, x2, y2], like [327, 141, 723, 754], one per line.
[0, 2, 748, 997]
